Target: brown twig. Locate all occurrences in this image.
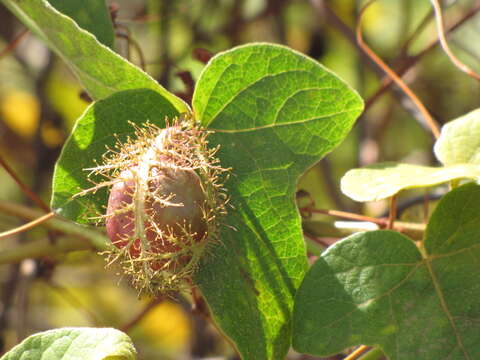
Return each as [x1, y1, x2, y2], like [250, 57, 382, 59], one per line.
[356, 0, 440, 139]
[345, 345, 370, 360]
[397, 9, 434, 60]
[0, 212, 55, 240]
[120, 297, 163, 333]
[115, 32, 146, 70]
[301, 207, 386, 226]
[304, 232, 337, 248]
[429, 0, 480, 81]
[0, 28, 29, 60]
[423, 191, 430, 224]
[0, 155, 50, 212]
[365, 2, 480, 111]
[0, 200, 108, 250]
[318, 159, 349, 211]
[311, 0, 436, 135]
[387, 196, 397, 230]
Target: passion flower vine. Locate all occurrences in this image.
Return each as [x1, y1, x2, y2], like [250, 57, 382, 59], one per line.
[77, 117, 229, 294]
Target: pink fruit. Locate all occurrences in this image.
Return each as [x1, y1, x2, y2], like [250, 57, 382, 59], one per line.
[80, 120, 228, 293]
[106, 166, 208, 264]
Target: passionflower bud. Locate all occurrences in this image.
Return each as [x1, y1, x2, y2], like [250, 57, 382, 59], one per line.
[78, 118, 229, 294]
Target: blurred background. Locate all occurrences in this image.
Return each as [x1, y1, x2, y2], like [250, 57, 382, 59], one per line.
[0, 0, 479, 359]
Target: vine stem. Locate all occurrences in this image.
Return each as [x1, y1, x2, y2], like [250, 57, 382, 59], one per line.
[0, 28, 29, 60]
[301, 207, 426, 240]
[120, 297, 163, 332]
[356, 0, 440, 139]
[0, 212, 54, 239]
[430, 0, 480, 81]
[387, 196, 397, 230]
[0, 155, 50, 212]
[0, 236, 91, 265]
[365, 2, 480, 111]
[301, 207, 385, 225]
[345, 345, 370, 360]
[0, 200, 108, 251]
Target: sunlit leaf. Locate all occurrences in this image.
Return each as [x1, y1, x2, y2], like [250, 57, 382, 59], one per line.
[192, 43, 364, 360]
[434, 108, 480, 166]
[341, 162, 480, 202]
[0, 327, 136, 360]
[341, 109, 480, 202]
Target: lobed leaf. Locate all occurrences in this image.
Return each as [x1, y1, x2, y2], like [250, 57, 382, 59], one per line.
[0, 327, 136, 360]
[1, 0, 187, 112]
[293, 182, 480, 359]
[192, 43, 364, 360]
[341, 162, 480, 202]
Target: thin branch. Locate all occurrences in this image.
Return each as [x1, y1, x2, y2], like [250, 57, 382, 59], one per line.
[397, 9, 434, 59]
[311, 0, 438, 135]
[423, 191, 430, 224]
[318, 159, 349, 211]
[0, 155, 50, 212]
[0, 236, 92, 265]
[301, 207, 386, 226]
[0, 200, 109, 250]
[430, 0, 480, 81]
[365, 2, 480, 111]
[304, 231, 337, 248]
[0, 28, 29, 60]
[387, 196, 397, 230]
[356, 0, 440, 139]
[115, 32, 146, 70]
[345, 345, 370, 360]
[301, 206, 426, 239]
[0, 212, 55, 240]
[120, 297, 164, 333]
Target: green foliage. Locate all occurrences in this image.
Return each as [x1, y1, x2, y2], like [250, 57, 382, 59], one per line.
[48, 0, 114, 48]
[293, 182, 480, 359]
[434, 108, 480, 166]
[8, 1, 480, 359]
[341, 109, 480, 201]
[192, 43, 364, 359]
[0, 328, 136, 360]
[51, 88, 179, 222]
[0, 0, 187, 111]
[49, 43, 363, 359]
[341, 162, 480, 201]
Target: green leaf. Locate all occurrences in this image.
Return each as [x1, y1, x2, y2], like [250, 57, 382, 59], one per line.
[48, 0, 114, 48]
[51, 88, 179, 223]
[341, 109, 480, 202]
[341, 162, 480, 202]
[1, 0, 187, 112]
[0, 327, 136, 360]
[192, 43, 364, 360]
[434, 108, 480, 166]
[293, 182, 480, 359]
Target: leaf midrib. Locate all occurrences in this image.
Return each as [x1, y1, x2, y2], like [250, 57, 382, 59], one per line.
[424, 256, 470, 359]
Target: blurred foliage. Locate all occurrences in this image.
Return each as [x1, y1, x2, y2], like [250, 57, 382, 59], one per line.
[0, 0, 479, 359]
